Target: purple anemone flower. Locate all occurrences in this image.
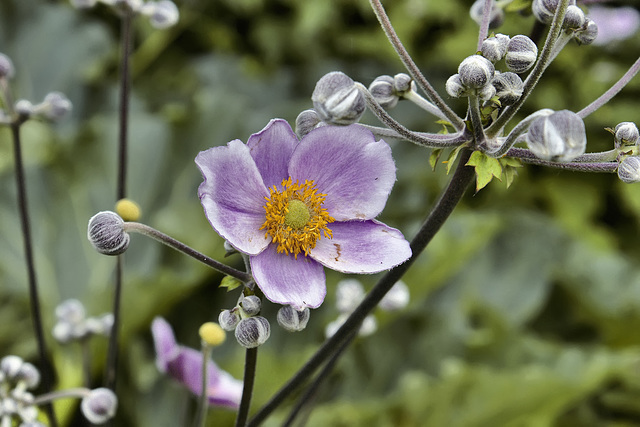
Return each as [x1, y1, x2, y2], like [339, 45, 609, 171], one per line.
[151, 317, 242, 409]
[196, 119, 411, 309]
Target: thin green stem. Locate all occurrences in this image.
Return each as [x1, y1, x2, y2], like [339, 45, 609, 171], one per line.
[33, 387, 91, 405]
[235, 347, 258, 427]
[10, 123, 59, 427]
[368, 0, 465, 130]
[247, 149, 475, 426]
[192, 343, 212, 427]
[122, 222, 252, 282]
[403, 90, 450, 122]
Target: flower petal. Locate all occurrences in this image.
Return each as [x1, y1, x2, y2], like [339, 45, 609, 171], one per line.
[151, 317, 179, 372]
[250, 245, 326, 310]
[247, 119, 298, 189]
[196, 140, 270, 255]
[208, 369, 244, 409]
[309, 220, 411, 273]
[288, 125, 396, 221]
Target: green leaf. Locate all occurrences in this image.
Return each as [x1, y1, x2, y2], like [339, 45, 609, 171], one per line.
[429, 149, 443, 171]
[499, 157, 523, 188]
[220, 275, 243, 292]
[444, 144, 468, 174]
[466, 151, 503, 191]
[505, 0, 532, 13]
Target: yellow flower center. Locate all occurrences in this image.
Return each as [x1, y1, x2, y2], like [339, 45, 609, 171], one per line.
[260, 177, 335, 258]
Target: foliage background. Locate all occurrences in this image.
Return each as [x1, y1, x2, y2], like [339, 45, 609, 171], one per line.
[1, 0, 640, 425]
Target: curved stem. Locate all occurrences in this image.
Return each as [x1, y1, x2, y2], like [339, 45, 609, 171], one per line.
[247, 149, 475, 426]
[368, 0, 465, 130]
[403, 90, 450, 122]
[489, 109, 553, 157]
[357, 83, 470, 148]
[578, 55, 640, 119]
[235, 347, 258, 427]
[122, 222, 252, 282]
[505, 147, 618, 172]
[486, 0, 570, 138]
[10, 123, 59, 427]
[33, 387, 91, 405]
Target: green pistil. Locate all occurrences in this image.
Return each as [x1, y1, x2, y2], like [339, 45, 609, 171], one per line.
[284, 200, 310, 230]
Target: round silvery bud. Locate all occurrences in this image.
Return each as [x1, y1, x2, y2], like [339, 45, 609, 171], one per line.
[234, 316, 270, 348]
[14, 99, 34, 119]
[36, 92, 72, 120]
[574, 18, 598, 45]
[478, 83, 496, 101]
[240, 295, 261, 316]
[140, 1, 180, 29]
[469, 0, 504, 29]
[1, 355, 23, 379]
[335, 279, 365, 313]
[87, 211, 130, 256]
[492, 72, 524, 105]
[618, 156, 640, 183]
[218, 309, 241, 331]
[505, 35, 538, 73]
[16, 363, 40, 389]
[312, 71, 365, 125]
[532, 0, 576, 25]
[295, 109, 323, 138]
[0, 53, 14, 79]
[614, 122, 639, 147]
[445, 74, 466, 98]
[277, 305, 311, 332]
[369, 75, 397, 109]
[81, 388, 118, 424]
[393, 73, 414, 94]
[481, 34, 509, 63]
[379, 281, 410, 311]
[563, 5, 585, 30]
[458, 55, 495, 89]
[55, 299, 86, 323]
[526, 110, 586, 162]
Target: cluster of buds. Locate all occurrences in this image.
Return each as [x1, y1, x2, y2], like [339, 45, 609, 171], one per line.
[218, 294, 271, 348]
[69, 0, 179, 29]
[325, 279, 409, 339]
[532, 0, 598, 44]
[0, 356, 41, 426]
[368, 73, 415, 109]
[613, 122, 640, 183]
[525, 109, 587, 162]
[52, 299, 113, 344]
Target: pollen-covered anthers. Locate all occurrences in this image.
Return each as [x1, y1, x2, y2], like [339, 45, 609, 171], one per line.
[260, 177, 335, 258]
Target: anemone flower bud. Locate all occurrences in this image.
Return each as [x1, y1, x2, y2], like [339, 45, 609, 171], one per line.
[369, 75, 398, 109]
[235, 316, 270, 348]
[81, 388, 118, 424]
[532, 0, 576, 24]
[55, 299, 86, 323]
[14, 99, 34, 119]
[393, 73, 414, 94]
[379, 281, 410, 311]
[481, 34, 509, 63]
[492, 72, 524, 105]
[16, 363, 40, 389]
[469, 0, 504, 29]
[239, 295, 261, 316]
[277, 305, 311, 332]
[1, 355, 24, 379]
[295, 109, 323, 138]
[335, 279, 365, 313]
[312, 71, 365, 125]
[0, 53, 15, 79]
[36, 92, 72, 121]
[563, 5, 585, 29]
[458, 55, 495, 89]
[526, 110, 586, 162]
[218, 309, 241, 331]
[618, 157, 640, 183]
[575, 18, 598, 45]
[87, 211, 130, 256]
[140, 1, 180, 29]
[445, 74, 466, 98]
[614, 122, 639, 147]
[505, 35, 538, 73]
[478, 83, 496, 101]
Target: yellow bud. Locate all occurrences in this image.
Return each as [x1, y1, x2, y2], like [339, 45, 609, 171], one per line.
[199, 322, 226, 347]
[115, 199, 141, 222]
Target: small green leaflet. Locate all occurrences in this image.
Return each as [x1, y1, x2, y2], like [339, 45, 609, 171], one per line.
[220, 275, 243, 292]
[465, 151, 523, 192]
[505, 0, 532, 13]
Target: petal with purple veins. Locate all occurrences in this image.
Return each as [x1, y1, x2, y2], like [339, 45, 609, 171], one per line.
[247, 119, 298, 190]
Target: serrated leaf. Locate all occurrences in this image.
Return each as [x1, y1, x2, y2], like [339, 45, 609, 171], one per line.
[500, 157, 524, 168]
[444, 144, 468, 174]
[466, 151, 503, 191]
[503, 166, 518, 188]
[430, 149, 443, 171]
[220, 275, 243, 292]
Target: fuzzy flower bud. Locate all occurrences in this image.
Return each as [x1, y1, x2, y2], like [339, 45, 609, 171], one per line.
[458, 55, 495, 89]
[481, 34, 510, 63]
[532, 0, 576, 25]
[563, 5, 585, 30]
[81, 388, 118, 424]
[0, 53, 15, 79]
[614, 122, 639, 147]
[505, 35, 538, 73]
[393, 73, 414, 94]
[277, 305, 311, 332]
[369, 75, 397, 109]
[16, 363, 40, 389]
[234, 316, 270, 348]
[335, 279, 365, 313]
[14, 100, 34, 119]
[218, 309, 241, 331]
[295, 109, 323, 138]
[140, 1, 180, 29]
[312, 71, 365, 125]
[87, 211, 130, 256]
[492, 72, 524, 105]
[1, 355, 24, 379]
[478, 83, 496, 101]
[618, 156, 640, 183]
[445, 74, 466, 98]
[470, 0, 504, 29]
[35, 92, 72, 121]
[526, 110, 586, 162]
[574, 18, 598, 45]
[240, 295, 262, 316]
[379, 281, 410, 311]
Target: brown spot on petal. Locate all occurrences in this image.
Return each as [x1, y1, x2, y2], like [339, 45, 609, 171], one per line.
[354, 213, 366, 219]
[334, 243, 342, 262]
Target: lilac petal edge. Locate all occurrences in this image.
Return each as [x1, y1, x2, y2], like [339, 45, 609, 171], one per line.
[151, 317, 180, 372]
[247, 119, 299, 190]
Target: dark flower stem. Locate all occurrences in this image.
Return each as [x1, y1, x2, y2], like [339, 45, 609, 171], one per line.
[476, 0, 493, 51]
[505, 148, 618, 172]
[247, 149, 475, 426]
[10, 123, 59, 427]
[104, 256, 123, 390]
[192, 343, 212, 427]
[235, 347, 258, 427]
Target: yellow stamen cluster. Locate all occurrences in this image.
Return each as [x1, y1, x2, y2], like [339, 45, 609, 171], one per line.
[260, 177, 334, 258]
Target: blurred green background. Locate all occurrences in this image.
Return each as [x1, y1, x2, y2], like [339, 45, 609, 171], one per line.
[1, 0, 640, 425]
